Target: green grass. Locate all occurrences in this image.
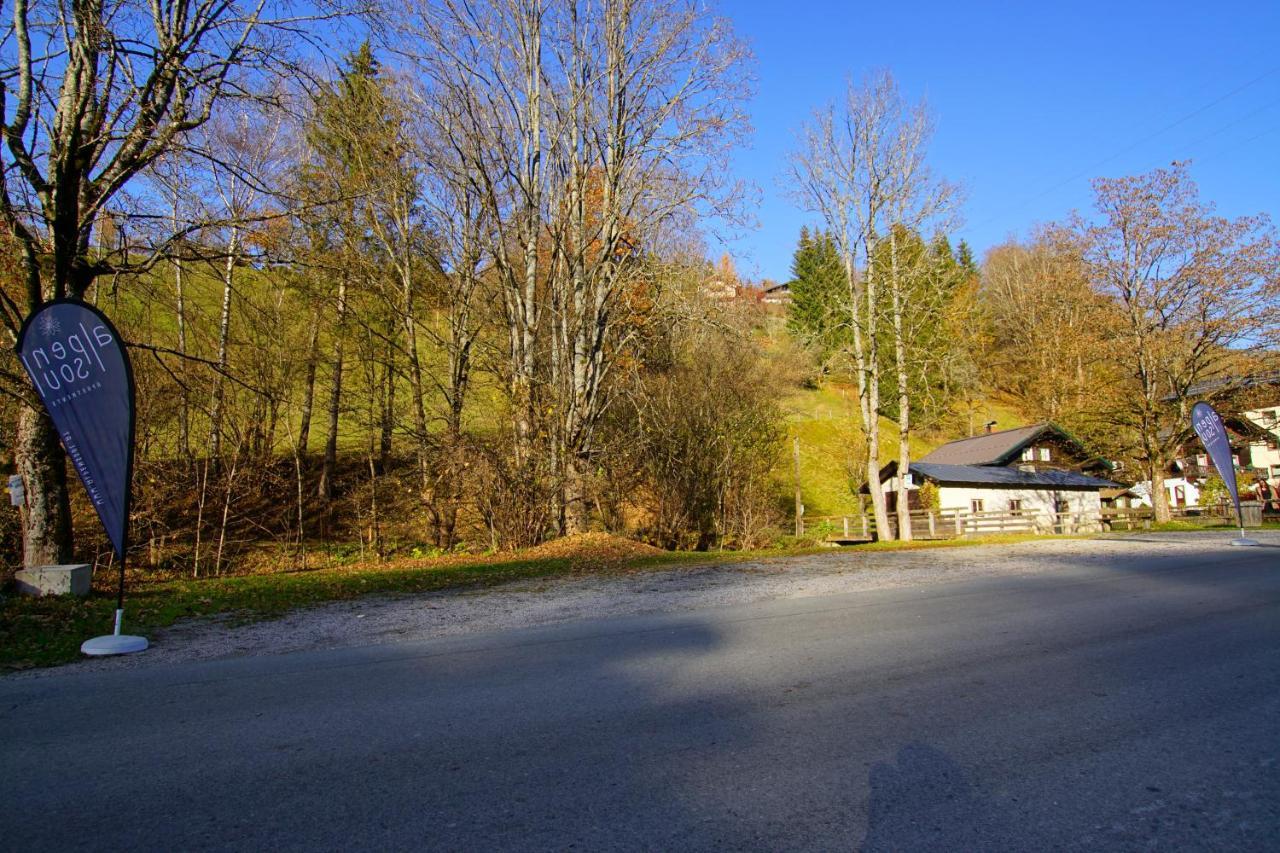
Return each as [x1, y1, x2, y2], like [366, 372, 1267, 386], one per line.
[779, 383, 1028, 518]
[782, 383, 937, 517]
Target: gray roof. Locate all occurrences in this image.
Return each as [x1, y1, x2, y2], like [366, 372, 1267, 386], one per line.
[917, 424, 1050, 465]
[1169, 370, 1280, 400]
[911, 463, 1120, 490]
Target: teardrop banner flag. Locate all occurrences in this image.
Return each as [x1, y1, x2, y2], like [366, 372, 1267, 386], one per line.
[1190, 401, 1244, 529]
[16, 299, 147, 651]
[17, 299, 136, 560]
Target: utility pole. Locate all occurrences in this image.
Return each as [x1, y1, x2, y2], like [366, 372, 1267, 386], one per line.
[793, 437, 803, 536]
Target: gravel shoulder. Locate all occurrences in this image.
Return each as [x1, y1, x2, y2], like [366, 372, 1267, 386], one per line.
[10, 530, 1277, 680]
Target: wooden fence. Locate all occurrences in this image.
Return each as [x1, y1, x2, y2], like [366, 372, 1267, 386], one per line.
[800, 508, 1104, 543]
[1103, 501, 1265, 530]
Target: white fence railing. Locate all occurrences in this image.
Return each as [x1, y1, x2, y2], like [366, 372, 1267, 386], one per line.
[801, 508, 1104, 541]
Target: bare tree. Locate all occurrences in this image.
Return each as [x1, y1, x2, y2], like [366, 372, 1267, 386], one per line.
[1074, 162, 1280, 522]
[203, 106, 287, 460]
[877, 91, 957, 541]
[787, 70, 940, 540]
[0, 0, 352, 564]
[407, 0, 751, 537]
[982, 231, 1117, 421]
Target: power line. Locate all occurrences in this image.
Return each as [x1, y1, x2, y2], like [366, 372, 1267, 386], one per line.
[1177, 97, 1280, 154]
[974, 64, 1280, 227]
[1194, 121, 1280, 166]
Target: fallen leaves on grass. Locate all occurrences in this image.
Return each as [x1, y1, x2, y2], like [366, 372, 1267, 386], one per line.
[521, 533, 665, 569]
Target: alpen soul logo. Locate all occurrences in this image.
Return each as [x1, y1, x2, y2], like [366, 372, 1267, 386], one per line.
[22, 316, 114, 405]
[17, 300, 136, 558]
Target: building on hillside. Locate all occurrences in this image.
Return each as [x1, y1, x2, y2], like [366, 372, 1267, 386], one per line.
[702, 275, 739, 301]
[761, 281, 791, 305]
[864, 423, 1120, 531]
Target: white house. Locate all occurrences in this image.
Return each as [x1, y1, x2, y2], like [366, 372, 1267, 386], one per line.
[869, 423, 1120, 532]
[1242, 403, 1280, 506]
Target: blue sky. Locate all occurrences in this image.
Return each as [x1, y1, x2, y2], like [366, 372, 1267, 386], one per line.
[718, 1, 1280, 283]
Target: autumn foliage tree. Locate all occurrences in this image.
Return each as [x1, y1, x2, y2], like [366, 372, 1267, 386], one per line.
[1073, 162, 1280, 521]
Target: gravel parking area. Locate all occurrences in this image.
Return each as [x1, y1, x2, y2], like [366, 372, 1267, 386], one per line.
[11, 530, 1277, 679]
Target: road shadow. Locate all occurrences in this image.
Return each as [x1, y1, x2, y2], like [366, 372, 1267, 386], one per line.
[861, 742, 1011, 853]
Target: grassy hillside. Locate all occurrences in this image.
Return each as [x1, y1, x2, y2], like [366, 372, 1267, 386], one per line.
[780, 383, 1030, 518]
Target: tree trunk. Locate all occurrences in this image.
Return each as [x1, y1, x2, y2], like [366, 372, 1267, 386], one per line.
[400, 270, 430, 493]
[379, 333, 396, 473]
[318, 276, 348, 502]
[859, 250, 891, 539]
[890, 231, 912, 541]
[296, 314, 321, 455]
[209, 226, 239, 461]
[16, 405, 74, 566]
[1151, 463, 1171, 523]
[563, 454, 591, 536]
[173, 254, 191, 464]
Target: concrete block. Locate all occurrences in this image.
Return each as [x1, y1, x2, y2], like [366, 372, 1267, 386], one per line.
[15, 564, 92, 597]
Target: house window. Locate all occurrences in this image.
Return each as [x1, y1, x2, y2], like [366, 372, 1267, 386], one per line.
[1054, 499, 1069, 514]
[971, 499, 985, 513]
[1008, 499, 1023, 515]
[1021, 447, 1034, 462]
[1271, 465, 1280, 479]
[1038, 447, 1050, 462]
[1196, 454, 1208, 467]
[1173, 485, 1185, 507]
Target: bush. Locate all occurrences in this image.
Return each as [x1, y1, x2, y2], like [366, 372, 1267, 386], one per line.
[604, 297, 787, 551]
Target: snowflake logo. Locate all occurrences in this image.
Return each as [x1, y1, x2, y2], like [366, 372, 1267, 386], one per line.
[38, 311, 62, 339]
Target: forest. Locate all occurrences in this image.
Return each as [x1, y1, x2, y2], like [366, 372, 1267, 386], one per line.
[2, 0, 1277, 585]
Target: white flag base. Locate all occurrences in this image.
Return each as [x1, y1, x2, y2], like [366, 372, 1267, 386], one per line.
[81, 634, 149, 655]
[1229, 537, 1259, 548]
[81, 608, 148, 656]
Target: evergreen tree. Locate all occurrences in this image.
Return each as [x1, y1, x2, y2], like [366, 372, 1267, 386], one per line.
[786, 228, 848, 367]
[869, 225, 975, 426]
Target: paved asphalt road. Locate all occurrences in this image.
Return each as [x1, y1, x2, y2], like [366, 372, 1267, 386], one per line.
[3, 539, 1279, 851]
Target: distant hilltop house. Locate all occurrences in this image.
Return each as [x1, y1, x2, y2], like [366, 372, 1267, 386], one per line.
[702, 274, 740, 301]
[761, 281, 791, 305]
[702, 253, 746, 301]
[866, 423, 1120, 532]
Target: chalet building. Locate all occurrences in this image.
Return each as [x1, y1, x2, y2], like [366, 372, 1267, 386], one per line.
[761, 281, 791, 305]
[702, 276, 740, 301]
[1143, 406, 1280, 510]
[1142, 373, 1280, 511]
[1242, 404, 1280, 510]
[868, 423, 1120, 529]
